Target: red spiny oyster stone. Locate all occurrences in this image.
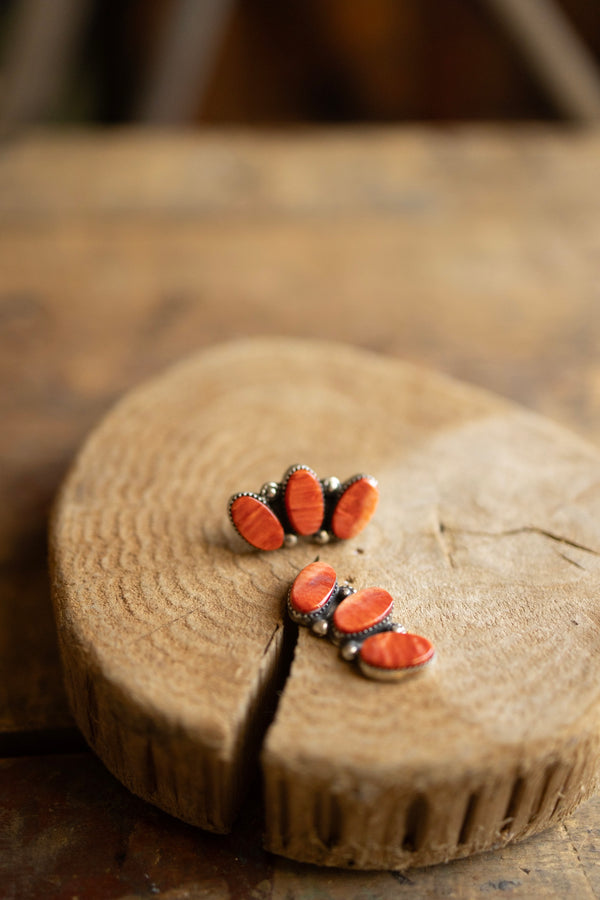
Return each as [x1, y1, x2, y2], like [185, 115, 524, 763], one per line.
[333, 587, 393, 635]
[284, 468, 324, 536]
[230, 495, 284, 550]
[360, 631, 435, 670]
[289, 562, 337, 615]
[331, 476, 379, 540]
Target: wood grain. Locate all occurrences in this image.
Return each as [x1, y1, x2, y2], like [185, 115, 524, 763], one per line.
[51, 337, 600, 866]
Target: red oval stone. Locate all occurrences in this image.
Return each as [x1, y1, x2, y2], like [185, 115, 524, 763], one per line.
[333, 587, 393, 635]
[230, 494, 284, 550]
[284, 468, 324, 536]
[331, 476, 379, 540]
[359, 631, 435, 670]
[290, 562, 337, 615]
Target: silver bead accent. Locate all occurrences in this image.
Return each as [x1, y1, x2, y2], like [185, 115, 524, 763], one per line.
[340, 641, 360, 661]
[260, 481, 279, 499]
[283, 533, 298, 548]
[391, 622, 407, 633]
[338, 584, 355, 598]
[323, 476, 341, 493]
[314, 530, 330, 545]
[311, 618, 329, 637]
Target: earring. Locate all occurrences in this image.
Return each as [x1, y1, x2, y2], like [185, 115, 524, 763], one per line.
[287, 561, 435, 681]
[228, 464, 378, 551]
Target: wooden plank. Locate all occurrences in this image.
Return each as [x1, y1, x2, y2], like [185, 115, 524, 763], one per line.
[0, 128, 599, 219]
[0, 753, 272, 900]
[563, 796, 600, 896]
[1, 215, 599, 445]
[1, 129, 599, 444]
[273, 814, 600, 898]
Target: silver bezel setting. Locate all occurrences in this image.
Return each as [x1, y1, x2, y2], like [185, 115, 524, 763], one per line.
[329, 472, 379, 541]
[286, 577, 339, 628]
[281, 463, 321, 486]
[337, 472, 379, 497]
[228, 491, 283, 549]
[329, 612, 394, 647]
[281, 464, 325, 537]
[358, 650, 436, 682]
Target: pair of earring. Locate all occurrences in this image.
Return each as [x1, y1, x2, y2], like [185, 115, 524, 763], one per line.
[228, 464, 435, 681]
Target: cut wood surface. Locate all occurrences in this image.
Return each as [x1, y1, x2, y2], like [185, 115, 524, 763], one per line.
[51, 337, 600, 868]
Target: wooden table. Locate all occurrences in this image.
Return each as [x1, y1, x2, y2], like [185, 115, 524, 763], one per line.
[2, 127, 600, 898]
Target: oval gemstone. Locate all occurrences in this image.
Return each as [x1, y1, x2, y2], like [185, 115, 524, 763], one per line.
[284, 468, 324, 536]
[290, 561, 337, 615]
[230, 494, 284, 550]
[333, 587, 393, 635]
[331, 476, 379, 540]
[359, 631, 435, 671]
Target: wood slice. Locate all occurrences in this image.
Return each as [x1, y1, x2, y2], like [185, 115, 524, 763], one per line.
[50, 338, 600, 868]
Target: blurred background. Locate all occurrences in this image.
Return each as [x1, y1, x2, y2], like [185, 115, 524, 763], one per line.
[1, 0, 600, 126]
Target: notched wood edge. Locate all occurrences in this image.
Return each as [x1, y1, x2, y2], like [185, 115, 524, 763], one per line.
[261, 736, 600, 869]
